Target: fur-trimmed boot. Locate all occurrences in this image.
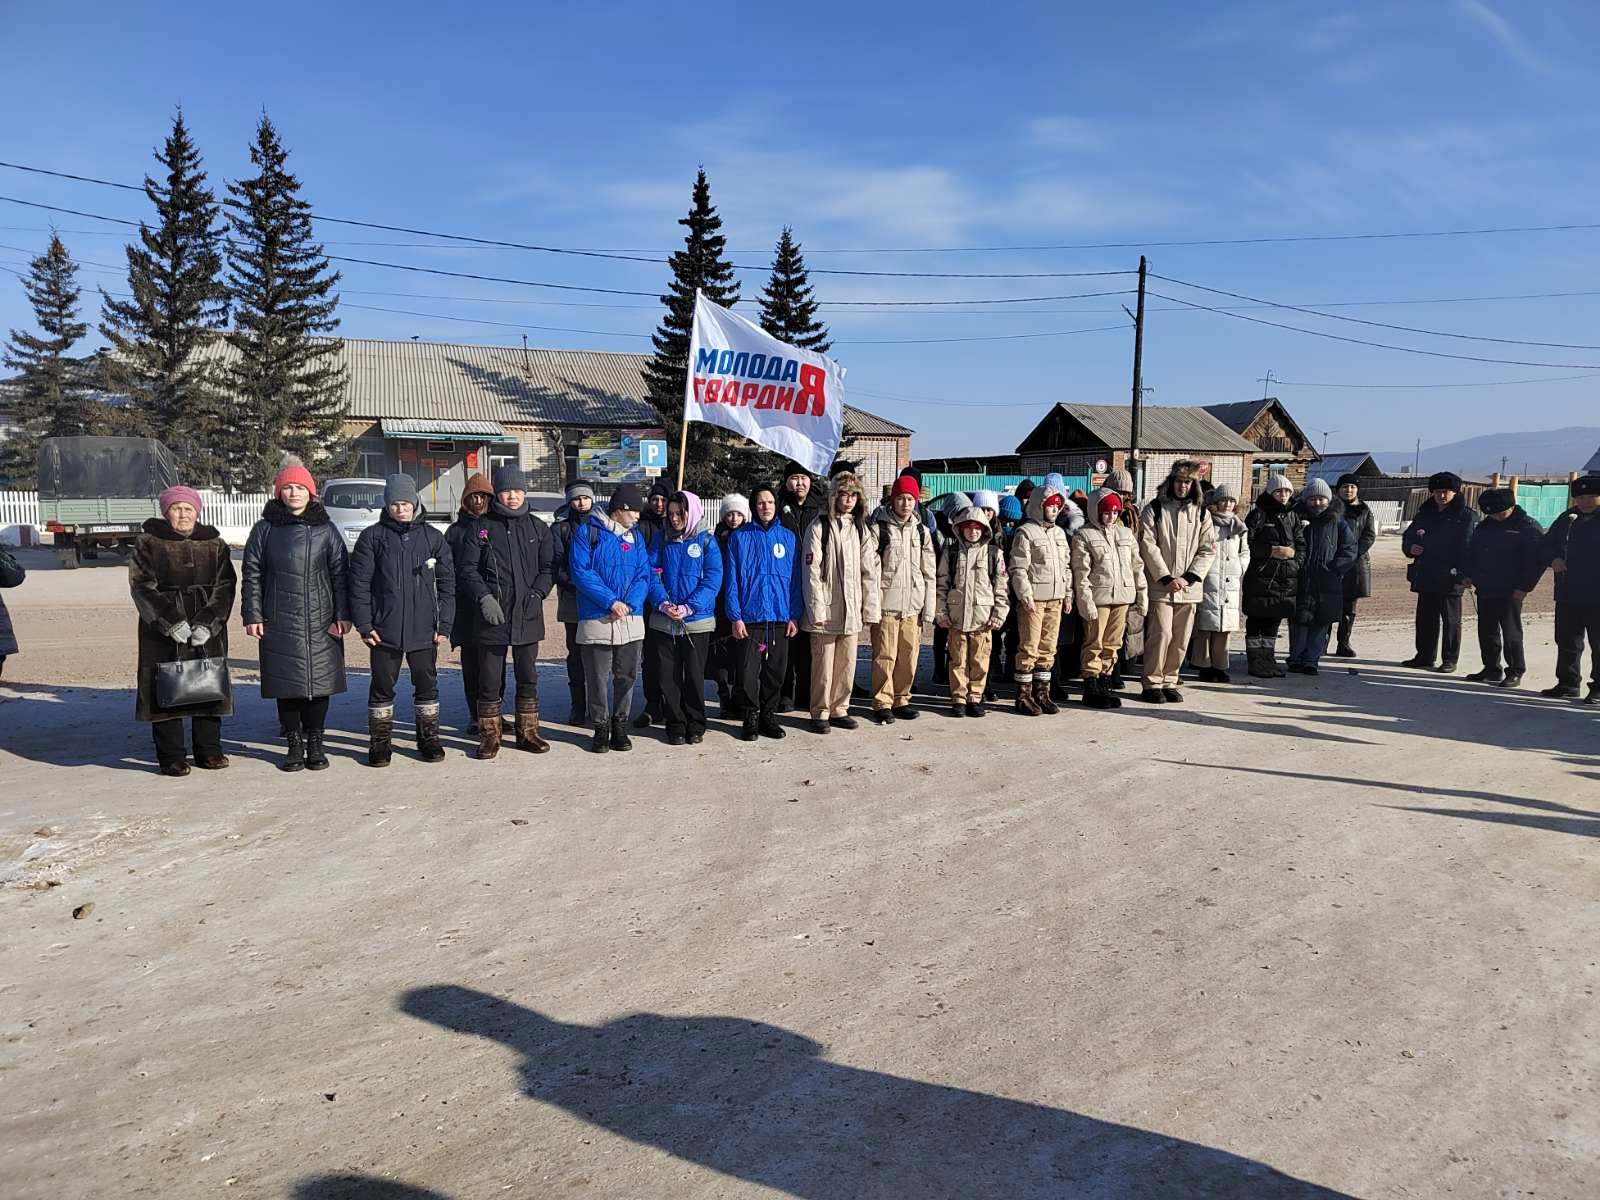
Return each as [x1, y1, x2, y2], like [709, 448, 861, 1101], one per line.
[1246, 639, 1276, 679]
[1082, 675, 1110, 709]
[1035, 677, 1060, 715]
[1015, 675, 1040, 716]
[477, 701, 503, 760]
[515, 697, 550, 754]
[367, 705, 394, 767]
[416, 701, 445, 763]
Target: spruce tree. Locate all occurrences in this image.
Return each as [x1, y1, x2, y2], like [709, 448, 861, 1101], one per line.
[642, 169, 772, 493]
[223, 114, 349, 491]
[1, 236, 94, 483]
[100, 110, 231, 483]
[757, 227, 831, 354]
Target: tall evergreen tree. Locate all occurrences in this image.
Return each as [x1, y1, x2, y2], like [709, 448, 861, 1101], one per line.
[100, 110, 231, 483]
[223, 114, 349, 491]
[757, 227, 831, 354]
[2, 236, 94, 482]
[642, 169, 771, 493]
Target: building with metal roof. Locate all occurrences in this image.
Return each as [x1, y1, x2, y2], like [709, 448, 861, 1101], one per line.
[1015, 403, 1257, 499]
[1585, 444, 1600, 473]
[1202, 398, 1321, 491]
[1305, 452, 1384, 485]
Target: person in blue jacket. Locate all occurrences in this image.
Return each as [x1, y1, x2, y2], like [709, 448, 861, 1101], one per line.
[569, 483, 654, 753]
[646, 489, 723, 746]
[724, 484, 801, 741]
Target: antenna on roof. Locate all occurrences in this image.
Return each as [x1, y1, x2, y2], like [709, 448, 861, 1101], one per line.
[1259, 370, 1275, 399]
[520, 334, 534, 381]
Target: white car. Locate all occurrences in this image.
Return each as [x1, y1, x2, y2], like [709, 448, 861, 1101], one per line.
[321, 478, 387, 551]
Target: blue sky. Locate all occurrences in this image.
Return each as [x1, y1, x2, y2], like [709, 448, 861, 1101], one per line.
[4, 0, 1600, 460]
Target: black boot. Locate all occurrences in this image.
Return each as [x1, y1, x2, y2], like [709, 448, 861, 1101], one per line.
[279, 731, 306, 772]
[610, 716, 632, 751]
[741, 713, 760, 741]
[590, 722, 611, 753]
[304, 730, 329, 771]
[569, 687, 587, 725]
[367, 705, 394, 768]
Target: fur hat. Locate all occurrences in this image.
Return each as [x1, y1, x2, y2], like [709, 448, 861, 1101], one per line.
[782, 460, 812, 482]
[1478, 487, 1515, 515]
[1303, 478, 1333, 501]
[1265, 473, 1294, 494]
[1428, 471, 1463, 492]
[1574, 474, 1600, 498]
[158, 485, 203, 517]
[1336, 473, 1362, 490]
[273, 456, 317, 499]
[720, 492, 751, 521]
[492, 464, 528, 493]
[1170, 459, 1201, 481]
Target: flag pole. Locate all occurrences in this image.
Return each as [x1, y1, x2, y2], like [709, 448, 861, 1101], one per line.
[677, 289, 699, 492]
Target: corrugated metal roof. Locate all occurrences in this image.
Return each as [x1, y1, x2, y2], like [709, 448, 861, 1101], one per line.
[1020, 403, 1258, 454]
[381, 418, 511, 438]
[194, 338, 661, 427]
[843, 404, 914, 437]
[1585, 445, 1600, 472]
[1200, 399, 1271, 434]
[1307, 452, 1381, 481]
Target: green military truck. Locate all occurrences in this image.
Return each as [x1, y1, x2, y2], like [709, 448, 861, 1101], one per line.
[38, 436, 178, 568]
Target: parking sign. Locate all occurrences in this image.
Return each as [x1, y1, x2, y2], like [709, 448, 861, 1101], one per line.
[639, 439, 668, 470]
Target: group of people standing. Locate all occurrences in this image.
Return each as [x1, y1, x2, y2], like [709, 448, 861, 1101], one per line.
[120, 455, 1600, 775]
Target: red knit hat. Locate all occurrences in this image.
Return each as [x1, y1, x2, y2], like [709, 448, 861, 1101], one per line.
[1097, 491, 1123, 517]
[274, 462, 317, 498]
[891, 474, 920, 501]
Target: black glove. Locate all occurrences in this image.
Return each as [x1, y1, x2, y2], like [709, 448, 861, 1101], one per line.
[480, 595, 506, 625]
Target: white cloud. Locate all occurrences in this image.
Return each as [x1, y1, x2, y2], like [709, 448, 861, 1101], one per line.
[1026, 116, 1112, 153]
[1457, 0, 1556, 75]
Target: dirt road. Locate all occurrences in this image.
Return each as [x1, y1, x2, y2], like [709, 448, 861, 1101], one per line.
[1, 547, 1595, 1199]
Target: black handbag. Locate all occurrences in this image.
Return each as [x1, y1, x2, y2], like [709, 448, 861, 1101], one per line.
[156, 648, 231, 709]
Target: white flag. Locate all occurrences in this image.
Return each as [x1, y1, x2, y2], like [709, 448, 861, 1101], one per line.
[682, 292, 846, 477]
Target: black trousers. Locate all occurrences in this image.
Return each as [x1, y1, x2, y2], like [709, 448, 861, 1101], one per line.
[277, 696, 330, 734]
[932, 623, 949, 686]
[1052, 608, 1082, 683]
[477, 642, 539, 704]
[369, 645, 439, 707]
[458, 640, 504, 718]
[1245, 615, 1281, 640]
[1554, 602, 1600, 688]
[1415, 592, 1463, 665]
[1337, 597, 1359, 650]
[152, 715, 222, 764]
[652, 629, 711, 735]
[563, 623, 586, 701]
[1475, 594, 1525, 675]
[783, 629, 812, 707]
[640, 626, 664, 715]
[737, 621, 790, 718]
[710, 634, 737, 700]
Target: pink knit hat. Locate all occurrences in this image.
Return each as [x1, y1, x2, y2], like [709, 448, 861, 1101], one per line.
[158, 485, 203, 517]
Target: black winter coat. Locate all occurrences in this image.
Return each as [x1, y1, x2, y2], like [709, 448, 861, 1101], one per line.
[1402, 494, 1479, 594]
[1463, 507, 1544, 598]
[1243, 494, 1306, 621]
[1295, 500, 1359, 626]
[1341, 500, 1377, 600]
[779, 487, 826, 540]
[129, 520, 236, 721]
[457, 501, 555, 647]
[0, 544, 22, 658]
[552, 504, 592, 625]
[1541, 506, 1600, 605]
[444, 510, 482, 649]
[241, 500, 350, 700]
[349, 509, 456, 652]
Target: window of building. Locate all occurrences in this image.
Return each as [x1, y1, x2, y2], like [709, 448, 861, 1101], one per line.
[354, 438, 386, 479]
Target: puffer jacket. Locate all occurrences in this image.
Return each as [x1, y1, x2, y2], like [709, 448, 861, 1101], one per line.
[935, 514, 1010, 632]
[1009, 485, 1074, 606]
[457, 500, 555, 647]
[646, 492, 723, 635]
[724, 516, 800, 625]
[1138, 482, 1217, 606]
[1464, 507, 1544, 597]
[130, 518, 236, 721]
[349, 508, 455, 652]
[802, 509, 878, 635]
[1540, 505, 1600, 604]
[0, 544, 24, 658]
[1243, 492, 1306, 621]
[570, 514, 654, 623]
[1402, 493, 1479, 594]
[1197, 511, 1249, 633]
[1071, 514, 1146, 621]
[872, 507, 937, 621]
[1295, 498, 1359, 626]
[443, 509, 483, 649]
[241, 499, 349, 700]
[1341, 500, 1377, 600]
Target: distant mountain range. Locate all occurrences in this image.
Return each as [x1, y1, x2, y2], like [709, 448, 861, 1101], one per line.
[1368, 426, 1600, 479]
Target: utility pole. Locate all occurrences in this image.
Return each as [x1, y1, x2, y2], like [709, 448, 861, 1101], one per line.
[1500, 455, 1509, 476]
[1413, 438, 1421, 477]
[1129, 254, 1147, 499]
[1259, 370, 1276, 399]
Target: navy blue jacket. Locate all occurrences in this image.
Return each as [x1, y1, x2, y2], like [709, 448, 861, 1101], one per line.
[1294, 500, 1358, 626]
[350, 509, 456, 652]
[724, 517, 801, 625]
[1464, 507, 1544, 598]
[1402, 493, 1479, 594]
[1540, 505, 1600, 604]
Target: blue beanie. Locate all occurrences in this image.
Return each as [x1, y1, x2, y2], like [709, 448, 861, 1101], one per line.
[999, 494, 1024, 521]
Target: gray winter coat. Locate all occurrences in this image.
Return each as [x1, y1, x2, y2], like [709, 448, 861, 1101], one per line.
[241, 500, 350, 700]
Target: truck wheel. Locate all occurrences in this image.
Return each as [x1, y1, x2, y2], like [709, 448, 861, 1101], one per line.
[82, 547, 99, 561]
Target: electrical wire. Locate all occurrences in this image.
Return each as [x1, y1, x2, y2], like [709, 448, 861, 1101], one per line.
[1272, 373, 1600, 389]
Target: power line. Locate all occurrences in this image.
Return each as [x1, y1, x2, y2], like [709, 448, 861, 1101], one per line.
[9, 159, 1600, 255]
[1147, 290, 1600, 369]
[1272, 373, 1600, 389]
[1152, 273, 1600, 351]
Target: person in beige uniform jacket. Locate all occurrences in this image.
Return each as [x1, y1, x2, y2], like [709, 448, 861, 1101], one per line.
[1009, 481, 1073, 716]
[1137, 460, 1217, 703]
[800, 471, 879, 734]
[1072, 489, 1147, 709]
[935, 504, 1010, 717]
[868, 474, 937, 722]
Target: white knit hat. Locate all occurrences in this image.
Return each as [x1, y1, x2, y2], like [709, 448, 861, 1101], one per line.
[720, 493, 750, 520]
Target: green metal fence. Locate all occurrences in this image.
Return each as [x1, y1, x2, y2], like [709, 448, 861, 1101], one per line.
[1516, 482, 1572, 527]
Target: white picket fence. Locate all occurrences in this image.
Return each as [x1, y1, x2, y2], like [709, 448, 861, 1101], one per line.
[0, 489, 273, 546]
